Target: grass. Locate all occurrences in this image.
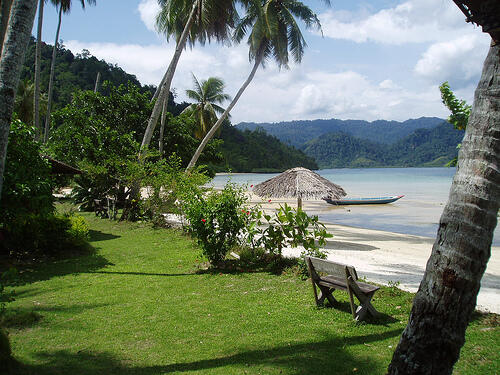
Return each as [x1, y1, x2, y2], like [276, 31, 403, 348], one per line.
[2, 211, 499, 374]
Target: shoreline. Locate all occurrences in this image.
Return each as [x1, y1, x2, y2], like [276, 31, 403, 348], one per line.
[247, 193, 500, 314]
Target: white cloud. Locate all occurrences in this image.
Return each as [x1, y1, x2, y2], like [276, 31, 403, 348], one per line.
[319, 0, 478, 45]
[137, 0, 161, 32]
[414, 33, 490, 86]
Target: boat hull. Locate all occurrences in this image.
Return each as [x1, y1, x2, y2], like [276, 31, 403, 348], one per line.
[324, 195, 404, 205]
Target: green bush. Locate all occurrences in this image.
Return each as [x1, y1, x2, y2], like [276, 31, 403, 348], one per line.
[1, 214, 90, 259]
[182, 183, 248, 264]
[0, 119, 54, 225]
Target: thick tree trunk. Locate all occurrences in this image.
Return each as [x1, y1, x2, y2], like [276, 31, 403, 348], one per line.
[138, 0, 198, 163]
[388, 41, 500, 375]
[158, 96, 167, 157]
[0, 0, 39, 200]
[33, 0, 43, 138]
[43, 3, 62, 143]
[0, 0, 13, 53]
[185, 48, 264, 172]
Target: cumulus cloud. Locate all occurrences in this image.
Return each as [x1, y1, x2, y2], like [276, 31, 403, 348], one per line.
[414, 33, 490, 87]
[137, 0, 161, 32]
[319, 0, 477, 45]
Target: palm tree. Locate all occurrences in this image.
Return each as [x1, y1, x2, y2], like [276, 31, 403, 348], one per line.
[0, 0, 13, 53]
[138, 0, 238, 162]
[186, 0, 324, 171]
[43, 0, 96, 143]
[15, 79, 48, 125]
[34, 0, 45, 139]
[0, 0, 39, 199]
[387, 3, 500, 373]
[182, 74, 230, 139]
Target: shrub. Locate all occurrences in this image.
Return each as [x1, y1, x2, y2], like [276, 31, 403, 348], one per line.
[0, 119, 54, 225]
[182, 183, 248, 264]
[0, 214, 90, 259]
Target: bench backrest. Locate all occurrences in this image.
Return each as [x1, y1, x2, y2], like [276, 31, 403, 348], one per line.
[305, 256, 358, 280]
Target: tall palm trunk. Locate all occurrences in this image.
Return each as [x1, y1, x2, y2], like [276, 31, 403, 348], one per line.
[185, 46, 265, 171]
[158, 96, 168, 157]
[33, 0, 44, 137]
[138, 0, 198, 163]
[388, 41, 500, 375]
[0, 0, 39, 200]
[43, 3, 62, 143]
[0, 0, 14, 53]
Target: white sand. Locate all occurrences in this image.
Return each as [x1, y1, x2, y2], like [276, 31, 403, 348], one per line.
[249, 194, 500, 314]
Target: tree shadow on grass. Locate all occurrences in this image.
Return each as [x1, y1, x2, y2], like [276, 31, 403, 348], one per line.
[13, 330, 402, 375]
[88, 230, 121, 242]
[4, 248, 112, 287]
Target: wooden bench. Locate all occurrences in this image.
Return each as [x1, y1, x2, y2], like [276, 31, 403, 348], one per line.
[305, 256, 380, 321]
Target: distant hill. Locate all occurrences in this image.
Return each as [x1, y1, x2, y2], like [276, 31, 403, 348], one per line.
[237, 117, 446, 147]
[213, 125, 318, 172]
[302, 122, 464, 168]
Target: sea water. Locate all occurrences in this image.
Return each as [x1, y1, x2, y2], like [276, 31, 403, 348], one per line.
[209, 167, 500, 246]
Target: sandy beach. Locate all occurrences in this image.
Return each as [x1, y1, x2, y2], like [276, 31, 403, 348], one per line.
[248, 193, 500, 314]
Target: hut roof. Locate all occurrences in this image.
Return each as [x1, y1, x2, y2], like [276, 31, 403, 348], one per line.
[253, 167, 346, 200]
[45, 156, 82, 175]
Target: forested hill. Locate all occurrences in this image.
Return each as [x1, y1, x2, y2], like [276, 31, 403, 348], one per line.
[302, 122, 464, 168]
[214, 125, 318, 172]
[237, 117, 445, 147]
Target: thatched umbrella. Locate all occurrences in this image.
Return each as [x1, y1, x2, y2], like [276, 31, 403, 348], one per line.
[253, 167, 346, 210]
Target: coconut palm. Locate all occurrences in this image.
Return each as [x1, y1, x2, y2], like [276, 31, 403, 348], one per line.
[0, 0, 39, 199]
[15, 79, 48, 126]
[0, 0, 14, 53]
[138, 0, 239, 162]
[43, 0, 96, 143]
[186, 0, 324, 171]
[182, 74, 230, 139]
[387, 3, 500, 374]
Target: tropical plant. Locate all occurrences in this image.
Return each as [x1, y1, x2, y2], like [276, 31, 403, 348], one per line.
[43, 0, 96, 143]
[181, 182, 248, 264]
[14, 78, 47, 125]
[439, 81, 470, 167]
[0, 0, 39, 200]
[387, 11, 500, 375]
[139, 0, 239, 162]
[186, 0, 325, 171]
[182, 74, 230, 139]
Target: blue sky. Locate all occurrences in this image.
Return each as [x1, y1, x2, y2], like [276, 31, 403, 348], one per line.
[34, 0, 491, 124]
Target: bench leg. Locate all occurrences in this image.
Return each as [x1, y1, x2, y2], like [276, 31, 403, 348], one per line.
[317, 286, 337, 307]
[353, 290, 379, 321]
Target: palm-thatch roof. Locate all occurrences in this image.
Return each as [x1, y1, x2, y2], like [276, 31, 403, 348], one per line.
[452, 1, 500, 41]
[44, 156, 82, 175]
[253, 167, 346, 201]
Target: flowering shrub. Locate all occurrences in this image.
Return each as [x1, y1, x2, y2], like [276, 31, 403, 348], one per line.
[250, 203, 330, 258]
[182, 183, 248, 264]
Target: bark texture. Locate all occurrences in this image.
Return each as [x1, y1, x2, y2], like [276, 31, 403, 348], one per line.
[33, 0, 43, 137]
[43, 3, 62, 143]
[185, 47, 264, 171]
[0, 0, 13, 53]
[387, 42, 500, 375]
[0, 0, 38, 199]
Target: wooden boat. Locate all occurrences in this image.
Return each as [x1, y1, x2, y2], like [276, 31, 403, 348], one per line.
[324, 195, 404, 205]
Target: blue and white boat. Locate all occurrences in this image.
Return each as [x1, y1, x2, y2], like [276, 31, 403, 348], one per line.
[324, 195, 404, 205]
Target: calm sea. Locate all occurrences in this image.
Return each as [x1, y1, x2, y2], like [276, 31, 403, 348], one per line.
[209, 168, 500, 246]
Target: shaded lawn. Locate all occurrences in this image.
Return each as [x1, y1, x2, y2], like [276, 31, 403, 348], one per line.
[3, 213, 499, 374]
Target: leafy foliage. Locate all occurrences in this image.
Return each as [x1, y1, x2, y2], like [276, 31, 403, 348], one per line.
[182, 183, 248, 264]
[0, 120, 54, 225]
[439, 81, 471, 131]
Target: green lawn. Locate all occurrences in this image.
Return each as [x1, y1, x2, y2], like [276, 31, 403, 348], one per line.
[3, 212, 499, 374]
